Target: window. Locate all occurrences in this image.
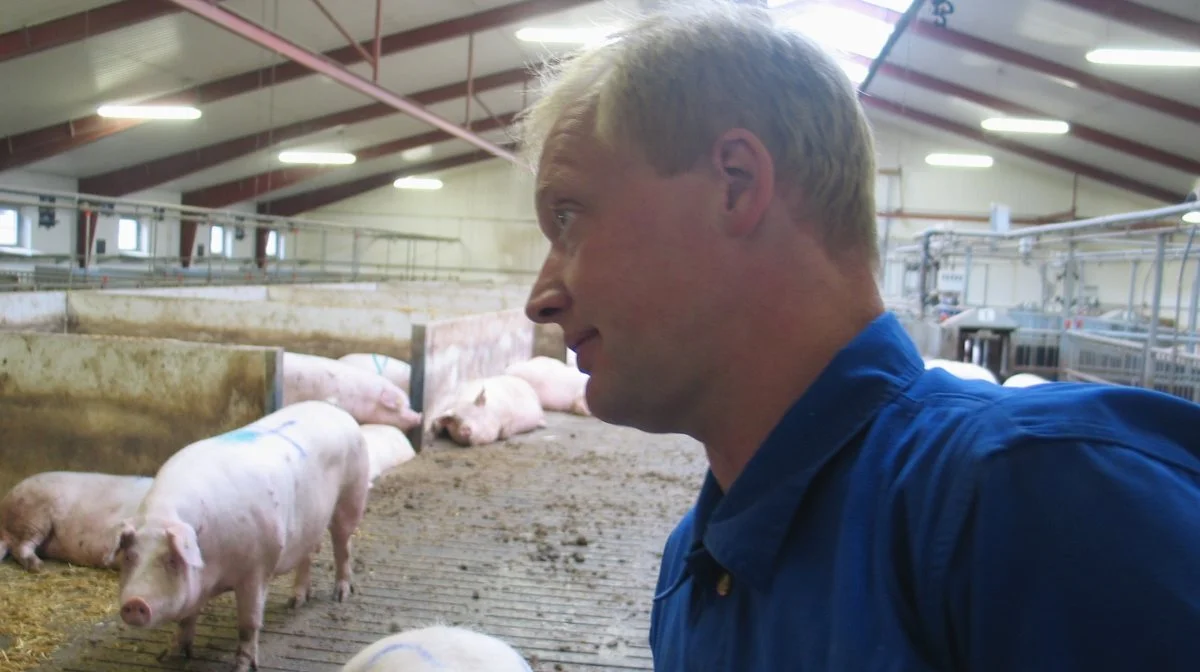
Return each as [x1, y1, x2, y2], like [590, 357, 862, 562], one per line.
[209, 225, 225, 255]
[0, 209, 19, 247]
[117, 218, 143, 252]
[265, 230, 285, 259]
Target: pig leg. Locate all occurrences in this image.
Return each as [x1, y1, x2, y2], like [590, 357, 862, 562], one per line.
[329, 493, 367, 602]
[156, 615, 198, 662]
[289, 553, 313, 609]
[13, 539, 44, 573]
[232, 580, 268, 672]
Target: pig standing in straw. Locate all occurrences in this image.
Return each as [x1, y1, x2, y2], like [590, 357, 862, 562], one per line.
[0, 471, 153, 572]
[340, 625, 532, 672]
[110, 400, 371, 672]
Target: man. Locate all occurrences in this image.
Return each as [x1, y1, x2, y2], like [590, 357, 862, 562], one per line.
[518, 2, 1200, 670]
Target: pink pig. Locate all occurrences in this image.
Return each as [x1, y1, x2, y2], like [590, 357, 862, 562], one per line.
[111, 400, 371, 672]
[337, 353, 412, 393]
[504, 356, 591, 416]
[427, 375, 547, 447]
[283, 351, 422, 430]
[0, 471, 153, 572]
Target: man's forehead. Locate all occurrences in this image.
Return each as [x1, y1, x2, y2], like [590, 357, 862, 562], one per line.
[535, 112, 609, 197]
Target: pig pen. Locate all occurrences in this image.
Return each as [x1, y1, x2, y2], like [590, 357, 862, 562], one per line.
[19, 281, 565, 364]
[15, 413, 707, 672]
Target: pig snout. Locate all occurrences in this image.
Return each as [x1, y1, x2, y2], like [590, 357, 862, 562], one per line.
[121, 596, 153, 627]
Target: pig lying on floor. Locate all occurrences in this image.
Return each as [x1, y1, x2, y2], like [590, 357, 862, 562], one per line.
[504, 355, 591, 416]
[0, 471, 153, 572]
[341, 624, 532, 672]
[427, 375, 546, 447]
[283, 351, 422, 431]
[111, 400, 371, 672]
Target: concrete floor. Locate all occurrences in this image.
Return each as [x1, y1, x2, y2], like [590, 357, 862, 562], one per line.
[37, 413, 706, 672]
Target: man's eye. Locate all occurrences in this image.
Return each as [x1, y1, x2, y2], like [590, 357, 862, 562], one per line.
[553, 210, 576, 230]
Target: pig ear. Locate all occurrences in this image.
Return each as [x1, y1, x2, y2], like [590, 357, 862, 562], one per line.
[104, 520, 136, 566]
[379, 387, 399, 410]
[473, 387, 487, 407]
[165, 523, 204, 569]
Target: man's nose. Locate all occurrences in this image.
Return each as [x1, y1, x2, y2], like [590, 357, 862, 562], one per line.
[525, 256, 570, 324]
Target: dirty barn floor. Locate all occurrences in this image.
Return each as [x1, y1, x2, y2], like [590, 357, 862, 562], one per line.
[30, 413, 707, 672]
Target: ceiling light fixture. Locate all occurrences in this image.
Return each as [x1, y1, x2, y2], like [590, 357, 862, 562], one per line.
[277, 151, 357, 165]
[981, 117, 1070, 134]
[394, 176, 444, 190]
[96, 104, 202, 120]
[839, 60, 870, 85]
[780, 5, 896, 59]
[1085, 48, 1200, 67]
[514, 26, 620, 46]
[925, 153, 994, 168]
[1184, 211, 1200, 225]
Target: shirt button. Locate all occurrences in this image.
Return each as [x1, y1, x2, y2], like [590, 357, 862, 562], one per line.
[716, 572, 732, 597]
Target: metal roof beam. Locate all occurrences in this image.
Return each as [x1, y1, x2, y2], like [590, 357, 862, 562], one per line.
[834, 0, 1200, 126]
[0, 0, 584, 171]
[79, 67, 530, 196]
[185, 111, 518, 208]
[856, 55, 1200, 176]
[164, 0, 517, 164]
[258, 147, 515, 217]
[860, 95, 1184, 203]
[1048, 0, 1200, 49]
[0, 0, 195, 64]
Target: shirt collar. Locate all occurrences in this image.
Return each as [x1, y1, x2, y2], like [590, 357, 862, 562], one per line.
[689, 311, 925, 592]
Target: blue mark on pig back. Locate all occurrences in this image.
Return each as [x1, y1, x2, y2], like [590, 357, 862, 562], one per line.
[371, 353, 389, 375]
[214, 420, 307, 458]
[362, 642, 444, 669]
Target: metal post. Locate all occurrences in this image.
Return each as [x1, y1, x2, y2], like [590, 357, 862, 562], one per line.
[1061, 241, 1076, 334]
[982, 264, 990, 305]
[963, 246, 973, 306]
[1189, 257, 1200, 355]
[372, 0, 382, 82]
[320, 230, 327, 272]
[1142, 233, 1167, 388]
[917, 231, 931, 318]
[465, 33, 475, 125]
[1127, 259, 1140, 321]
[1190, 257, 1200, 401]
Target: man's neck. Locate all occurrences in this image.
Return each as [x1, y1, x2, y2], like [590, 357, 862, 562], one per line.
[695, 286, 885, 492]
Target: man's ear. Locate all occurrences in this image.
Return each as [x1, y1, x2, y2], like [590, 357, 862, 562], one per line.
[710, 128, 775, 239]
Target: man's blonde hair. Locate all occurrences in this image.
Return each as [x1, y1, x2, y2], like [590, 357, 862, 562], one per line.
[515, 0, 879, 266]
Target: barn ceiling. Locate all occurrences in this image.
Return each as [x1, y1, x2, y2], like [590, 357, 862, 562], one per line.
[0, 0, 1196, 218]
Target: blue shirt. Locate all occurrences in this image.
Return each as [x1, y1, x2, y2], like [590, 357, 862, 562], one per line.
[649, 311, 1200, 671]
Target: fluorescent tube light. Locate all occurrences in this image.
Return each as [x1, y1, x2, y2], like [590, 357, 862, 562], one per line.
[780, 5, 895, 59]
[925, 153, 994, 168]
[515, 26, 619, 46]
[96, 104, 201, 120]
[394, 177, 444, 190]
[1086, 49, 1200, 67]
[400, 145, 434, 162]
[981, 117, 1070, 134]
[1184, 211, 1200, 225]
[839, 60, 870, 84]
[278, 151, 357, 165]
